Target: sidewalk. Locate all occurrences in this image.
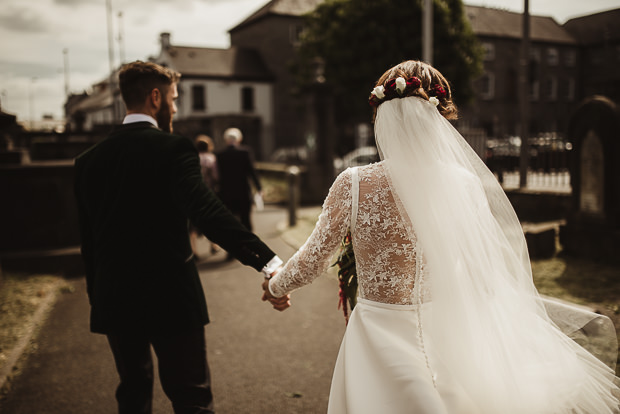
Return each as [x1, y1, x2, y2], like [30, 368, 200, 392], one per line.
[0, 205, 345, 414]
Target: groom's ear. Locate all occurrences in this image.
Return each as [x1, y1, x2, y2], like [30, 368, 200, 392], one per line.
[148, 88, 162, 110]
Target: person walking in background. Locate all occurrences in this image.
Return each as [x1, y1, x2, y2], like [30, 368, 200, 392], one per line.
[195, 135, 218, 191]
[215, 128, 262, 233]
[190, 134, 219, 257]
[74, 61, 288, 414]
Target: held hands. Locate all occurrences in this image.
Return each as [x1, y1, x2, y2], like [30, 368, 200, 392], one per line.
[261, 276, 291, 311]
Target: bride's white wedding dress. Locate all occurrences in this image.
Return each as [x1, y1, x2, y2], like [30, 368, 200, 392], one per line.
[269, 162, 620, 414]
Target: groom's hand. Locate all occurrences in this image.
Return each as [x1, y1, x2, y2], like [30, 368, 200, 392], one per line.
[261, 279, 291, 311]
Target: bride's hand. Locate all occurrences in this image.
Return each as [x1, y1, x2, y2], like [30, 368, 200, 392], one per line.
[262, 279, 291, 311]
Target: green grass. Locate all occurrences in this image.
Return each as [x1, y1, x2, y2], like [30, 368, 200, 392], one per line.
[532, 254, 620, 312]
[0, 273, 71, 381]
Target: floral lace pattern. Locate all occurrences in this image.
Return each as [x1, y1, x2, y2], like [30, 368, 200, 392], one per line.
[270, 162, 424, 306]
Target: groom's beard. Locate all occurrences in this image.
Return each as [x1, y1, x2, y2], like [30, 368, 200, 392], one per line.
[156, 100, 173, 133]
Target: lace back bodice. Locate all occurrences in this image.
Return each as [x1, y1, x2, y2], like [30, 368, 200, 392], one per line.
[270, 162, 424, 305]
[353, 164, 419, 305]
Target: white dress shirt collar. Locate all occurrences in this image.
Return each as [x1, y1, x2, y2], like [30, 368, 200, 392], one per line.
[123, 113, 158, 127]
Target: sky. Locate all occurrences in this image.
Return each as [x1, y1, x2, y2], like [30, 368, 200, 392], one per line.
[1, 0, 618, 125]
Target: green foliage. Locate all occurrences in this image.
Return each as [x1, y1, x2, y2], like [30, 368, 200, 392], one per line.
[293, 0, 483, 121]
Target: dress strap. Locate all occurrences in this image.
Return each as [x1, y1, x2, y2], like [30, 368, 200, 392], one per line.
[350, 167, 359, 235]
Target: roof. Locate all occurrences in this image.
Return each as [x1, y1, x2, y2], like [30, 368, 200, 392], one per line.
[465, 5, 576, 44]
[563, 8, 620, 45]
[73, 88, 113, 113]
[162, 46, 274, 81]
[230, 0, 324, 32]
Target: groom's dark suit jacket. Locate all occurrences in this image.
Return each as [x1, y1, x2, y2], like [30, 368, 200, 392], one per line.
[74, 122, 275, 335]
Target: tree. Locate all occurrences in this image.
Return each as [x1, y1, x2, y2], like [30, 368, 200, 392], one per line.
[293, 0, 483, 140]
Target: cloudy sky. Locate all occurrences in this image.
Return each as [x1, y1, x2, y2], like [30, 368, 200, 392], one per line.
[1, 0, 618, 125]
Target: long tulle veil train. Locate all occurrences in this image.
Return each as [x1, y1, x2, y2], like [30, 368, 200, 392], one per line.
[374, 96, 620, 413]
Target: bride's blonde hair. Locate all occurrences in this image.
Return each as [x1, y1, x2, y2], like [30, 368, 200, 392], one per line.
[372, 60, 458, 120]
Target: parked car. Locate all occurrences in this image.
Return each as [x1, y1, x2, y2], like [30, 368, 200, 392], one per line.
[269, 146, 308, 164]
[334, 146, 380, 174]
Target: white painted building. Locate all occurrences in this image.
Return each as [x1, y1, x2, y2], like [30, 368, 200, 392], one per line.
[65, 32, 275, 159]
[151, 33, 275, 158]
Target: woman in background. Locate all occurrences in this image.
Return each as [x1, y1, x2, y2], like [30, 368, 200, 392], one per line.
[190, 134, 219, 257]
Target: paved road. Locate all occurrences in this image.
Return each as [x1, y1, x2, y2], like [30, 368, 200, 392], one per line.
[0, 206, 345, 414]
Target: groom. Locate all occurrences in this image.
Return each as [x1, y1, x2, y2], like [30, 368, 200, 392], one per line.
[74, 60, 289, 414]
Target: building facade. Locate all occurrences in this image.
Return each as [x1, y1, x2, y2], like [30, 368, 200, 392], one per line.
[65, 2, 620, 162]
[564, 8, 620, 104]
[462, 5, 580, 139]
[229, 0, 324, 153]
[151, 33, 275, 158]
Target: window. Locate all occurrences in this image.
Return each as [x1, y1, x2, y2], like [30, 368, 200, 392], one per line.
[482, 42, 495, 61]
[544, 76, 558, 101]
[506, 69, 518, 100]
[479, 72, 495, 100]
[290, 24, 304, 46]
[529, 80, 540, 101]
[192, 85, 205, 111]
[561, 78, 575, 101]
[241, 86, 254, 112]
[564, 49, 577, 67]
[546, 48, 559, 66]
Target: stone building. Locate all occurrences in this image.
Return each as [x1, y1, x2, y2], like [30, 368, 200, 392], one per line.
[228, 0, 324, 153]
[563, 8, 620, 104]
[462, 5, 579, 139]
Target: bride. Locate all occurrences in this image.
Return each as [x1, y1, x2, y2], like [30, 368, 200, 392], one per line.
[262, 60, 620, 413]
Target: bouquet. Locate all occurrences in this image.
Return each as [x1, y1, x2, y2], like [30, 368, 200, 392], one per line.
[332, 230, 358, 324]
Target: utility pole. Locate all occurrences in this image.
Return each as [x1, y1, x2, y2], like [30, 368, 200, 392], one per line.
[117, 11, 126, 64]
[106, 0, 118, 123]
[519, 0, 530, 189]
[63, 48, 70, 97]
[422, 0, 433, 64]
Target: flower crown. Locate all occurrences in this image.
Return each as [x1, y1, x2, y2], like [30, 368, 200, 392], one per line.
[369, 76, 447, 108]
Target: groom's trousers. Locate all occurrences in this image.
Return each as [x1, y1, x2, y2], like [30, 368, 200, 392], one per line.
[106, 326, 214, 414]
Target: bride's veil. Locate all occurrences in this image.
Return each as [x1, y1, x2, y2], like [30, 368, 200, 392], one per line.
[374, 96, 619, 413]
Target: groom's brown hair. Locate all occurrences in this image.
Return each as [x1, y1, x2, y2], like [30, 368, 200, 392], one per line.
[119, 61, 181, 110]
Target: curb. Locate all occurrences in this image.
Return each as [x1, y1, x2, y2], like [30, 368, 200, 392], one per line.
[0, 279, 63, 394]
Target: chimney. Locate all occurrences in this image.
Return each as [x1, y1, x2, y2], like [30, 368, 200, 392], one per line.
[160, 32, 171, 50]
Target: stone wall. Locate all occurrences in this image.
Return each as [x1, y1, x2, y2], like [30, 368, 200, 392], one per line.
[0, 161, 83, 275]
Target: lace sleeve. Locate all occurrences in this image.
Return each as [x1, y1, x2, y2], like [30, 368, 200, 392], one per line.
[269, 169, 353, 297]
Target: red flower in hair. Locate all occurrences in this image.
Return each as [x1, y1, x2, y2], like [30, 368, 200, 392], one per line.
[431, 84, 447, 98]
[407, 77, 421, 89]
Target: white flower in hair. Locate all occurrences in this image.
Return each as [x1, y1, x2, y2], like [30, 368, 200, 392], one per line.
[429, 96, 440, 107]
[372, 85, 385, 99]
[395, 77, 406, 94]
